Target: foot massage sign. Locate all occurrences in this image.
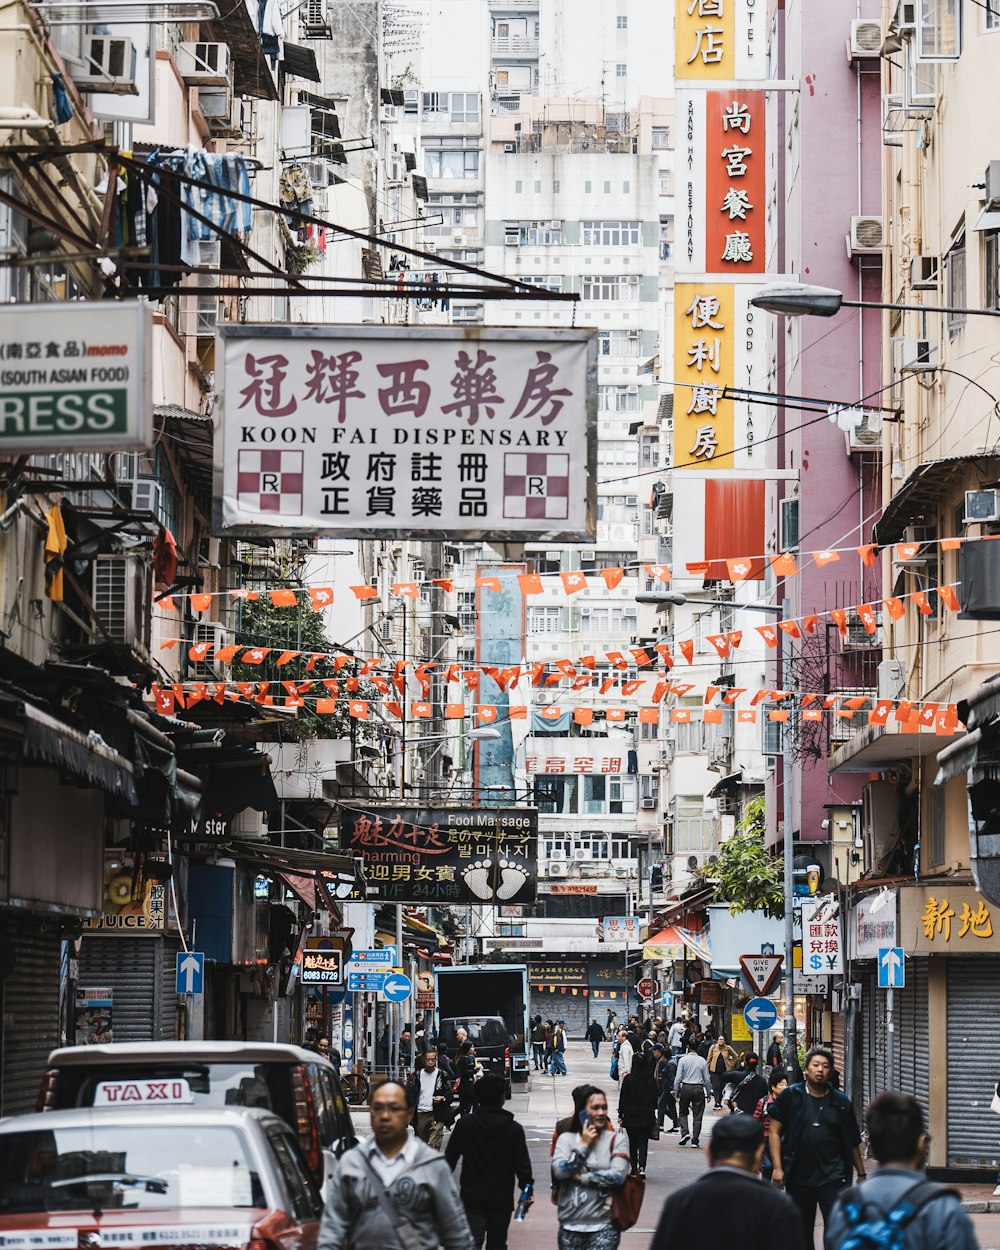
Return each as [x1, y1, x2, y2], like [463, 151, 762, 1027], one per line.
[339, 805, 538, 906]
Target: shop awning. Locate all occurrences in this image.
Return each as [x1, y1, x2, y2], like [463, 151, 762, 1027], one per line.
[204, 0, 278, 100]
[279, 871, 338, 915]
[0, 691, 136, 805]
[707, 770, 743, 798]
[873, 454, 1000, 546]
[643, 925, 684, 960]
[282, 43, 320, 81]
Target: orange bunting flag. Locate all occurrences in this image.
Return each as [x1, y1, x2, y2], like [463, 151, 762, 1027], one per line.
[188, 641, 211, 661]
[917, 702, 939, 727]
[445, 703, 465, 719]
[561, 571, 587, 595]
[606, 708, 626, 722]
[751, 690, 769, 707]
[599, 678, 616, 695]
[704, 707, 723, 724]
[727, 631, 743, 649]
[309, 587, 333, 609]
[937, 705, 960, 735]
[727, 557, 755, 582]
[276, 651, 300, 667]
[770, 552, 797, 577]
[348, 700, 368, 719]
[383, 701, 403, 718]
[802, 708, 824, 722]
[284, 695, 304, 709]
[738, 709, 757, 723]
[351, 585, 378, 600]
[413, 702, 432, 718]
[315, 699, 337, 714]
[844, 696, 869, 710]
[392, 582, 420, 599]
[802, 615, 819, 635]
[190, 593, 213, 613]
[941, 538, 962, 551]
[158, 596, 177, 612]
[334, 656, 353, 672]
[895, 701, 914, 722]
[621, 680, 644, 696]
[671, 683, 696, 697]
[606, 652, 629, 670]
[671, 708, 692, 723]
[938, 585, 960, 612]
[235, 682, 256, 697]
[897, 542, 922, 561]
[639, 707, 659, 724]
[835, 709, 855, 721]
[857, 544, 877, 566]
[705, 686, 720, 704]
[769, 709, 789, 722]
[572, 678, 591, 696]
[433, 578, 454, 592]
[228, 589, 258, 601]
[370, 677, 389, 695]
[653, 644, 674, 667]
[652, 681, 670, 703]
[344, 678, 359, 692]
[778, 621, 802, 640]
[601, 567, 625, 590]
[757, 625, 778, 648]
[509, 706, 528, 720]
[463, 670, 481, 690]
[883, 596, 905, 620]
[813, 550, 841, 567]
[645, 564, 671, 583]
[630, 647, 652, 667]
[216, 645, 239, 664]
[240, 647, 271, 664]
[269, 589, 298, 607]
[555, 659, 577, 677]
[580, 655, 597, 670]
[152, 685, 174, 715]
[679, 639, 695, 664]
[722, 688, 746, 704]
[475, 576, 501, 592]
[706, 635, 730, 658]
[574, 707, 594, 725]
[869, 699, 894, 726]
[358, 658, 380, 676]
[518, 573, 543, 596]
[822, 695, 839, 709]
[801, 693, 819, 706]
[478, 705, 498, 723]
[913, 592, 933, 616]
[857, 604, 878, 635]
[830, 609, 848, 637]
[686, 562, 711, 578]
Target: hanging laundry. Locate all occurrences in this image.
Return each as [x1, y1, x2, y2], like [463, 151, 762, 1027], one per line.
[44, 504, 67, 602]
[258, 0, 284, 66]
[152, 526, 178, 586]
[51, 72, 73, 125]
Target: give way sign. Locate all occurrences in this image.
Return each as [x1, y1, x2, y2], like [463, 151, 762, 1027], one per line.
[739, 953, 783, 996]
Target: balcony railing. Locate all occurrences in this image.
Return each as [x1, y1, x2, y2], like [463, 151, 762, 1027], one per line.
[492, 34, 539, 55]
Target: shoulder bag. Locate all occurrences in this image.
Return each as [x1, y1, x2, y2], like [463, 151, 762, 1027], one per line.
[610, 1166, 645, 1231]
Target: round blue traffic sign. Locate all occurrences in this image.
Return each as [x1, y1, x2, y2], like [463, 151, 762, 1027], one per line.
[743, 996, 779, 1032]
[382, 972, 412, 1003]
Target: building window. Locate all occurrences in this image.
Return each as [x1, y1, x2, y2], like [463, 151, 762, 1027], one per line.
[616, 62, 627, 77]
[580, 549, 634, 571]
[597, 440, 640, 470]
[580, 605, 638, 634]
[651, 126, 670, 149]
[640, 434, 659, 468]
[519, 275, 563, 294]
[450, 93, 480, 123]
[779, 497, 800, 552]
[527, 606, 561, 633]
[986, 230, 1000, 309]
[451, 303, 484, 324]
[422, 92, 448, 115]
[988, 0, 1000, 28]
[658, 170, 673, 196]
[599, 329, 641, 356]
[596, 494, 638, 524]
[944, 228, 967, 337]
[671, 798, 713, 852]
[424, 149, 480, 179]
[598, 386, 640, 413]
[581, 274, 640, 301]
[583, 221, 640, 247]
[616, 14, 628, 28]
[504, 220, 563, 245]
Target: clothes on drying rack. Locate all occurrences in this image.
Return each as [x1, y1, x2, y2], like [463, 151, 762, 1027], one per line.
[258, 0, 284, 65]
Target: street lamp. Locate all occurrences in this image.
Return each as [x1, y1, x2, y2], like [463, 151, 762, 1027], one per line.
[636, 589, 800, 1079]
[750, 281, 1000, 320]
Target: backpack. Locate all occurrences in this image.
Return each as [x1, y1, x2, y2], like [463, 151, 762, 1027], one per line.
[834, 1180, 958, 1250]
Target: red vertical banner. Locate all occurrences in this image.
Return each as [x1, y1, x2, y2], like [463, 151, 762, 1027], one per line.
[705, 478, 765, 580]
[705, 91, 766, 274]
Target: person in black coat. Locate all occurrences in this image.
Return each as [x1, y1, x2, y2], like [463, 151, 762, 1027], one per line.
[725, 1055, 769, 1115]
[446, 1075, 533, 1250]
[650, 1114, 807, 1250]
[456, 1039, 479, 1117]
[586, 1019, 605, 1058]
[617, 1051, 658, 1174]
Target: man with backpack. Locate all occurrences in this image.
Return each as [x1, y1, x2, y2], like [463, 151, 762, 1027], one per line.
[824, 1091, 978, 1250]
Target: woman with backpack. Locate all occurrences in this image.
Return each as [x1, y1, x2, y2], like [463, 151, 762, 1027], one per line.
[618, 1051, 659, 1175]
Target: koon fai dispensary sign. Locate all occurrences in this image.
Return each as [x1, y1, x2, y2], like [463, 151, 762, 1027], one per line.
[0, 302, 152, 451]
[216, 326, 596, 541]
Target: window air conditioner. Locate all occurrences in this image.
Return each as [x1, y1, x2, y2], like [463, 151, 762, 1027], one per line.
[909, 256, 939, 290]
[535, 692, 551, 704]
[91, 555, 151, 650]
[895, 0, 916, 30]
[503, 143, 517, 154]
[76, 35, 137, 94]
[848, 19, 882, 61]
[898, 337, 938, 373]
[640, 798, 657, 810]
[191, 622, 231, 678]
[877, 658, 906, 701]
[544, 549, 561, 560]
[132, 479, 161, 518]
[547, 862, 567, 877]
[580, 549, 596, 562]
[379, 104, 397, 123]
[177, 42, 231, 86]
[198, 86, 236, 134]
[848, 216, 884, 256]
[549, 849, 566, 860]
[964, 488, 1000, 525]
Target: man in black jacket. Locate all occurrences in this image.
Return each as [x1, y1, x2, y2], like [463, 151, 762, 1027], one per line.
[726, 1054, 768, 1115]
[650, 1114, 806, 1250]
[445, 1075, 533, 1250]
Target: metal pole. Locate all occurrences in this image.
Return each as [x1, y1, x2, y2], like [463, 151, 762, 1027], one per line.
[885, 986, 894, 1091]
[781, 595, 798, 1079]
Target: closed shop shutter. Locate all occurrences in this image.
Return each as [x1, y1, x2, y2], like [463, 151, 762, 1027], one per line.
[79, 936, 178, 1042]
[161, 935, 183, 1041]
[947, 956, 1000, 1167]
[0, 911, 61, 1116]
[830, 1011, 845, 1078]
[531, 990, 589, 1038]
[863, 972, 889, 1112]
[892, 958, 928, 1108]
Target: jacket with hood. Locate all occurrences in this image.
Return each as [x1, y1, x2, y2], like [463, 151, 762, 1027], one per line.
[445, 1104, 533, 1211]
[319, 1136, 474, 1250]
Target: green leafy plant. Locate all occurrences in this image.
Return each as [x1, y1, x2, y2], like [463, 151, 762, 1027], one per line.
[287, 241, 322, 275]
[700, 794, 784, 918]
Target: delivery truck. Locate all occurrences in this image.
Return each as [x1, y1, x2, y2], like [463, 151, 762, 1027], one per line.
[435, 964, 530, 1093]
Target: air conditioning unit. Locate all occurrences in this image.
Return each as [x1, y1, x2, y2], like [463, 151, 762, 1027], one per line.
[717, 794, 738, 816]
[848, 215, 884, 255]
[544, 549, 561, 560]
[862, 779, 901, 874]
[877, 658, 906, 701]
[549, 849, 566, 861]
[708, 739, 730, 768]
[535, 692, 552, 704]
[177, 41, 231, 86]
[190, 621, 231, 679]
[686, 854, 700, 872]
[132, 478, 161, 518]
[897, 337, 938, 373]
[964, 488, 1000, 524]
[503, 143, 517, 154]
[304, 158, 330, 189]
[194, 293, 219, 338]
[76, 34, 137, 93]
[640, 798, 657, 810]
[580, 549, 596, 562]
[895, 0, 916, 30]
[91, 555, 151, 651]
[198, 86, 237, 134]
[845, 411, 883, 453]
[909, 255, 939, 290]
[901, 524, 934, 559]
[379, 104, 397, 123]
[452, 231, 465, 245]
[197, 239, 221, 269]
[614, 865, 630, 878]
[985, 161, 1000, 211]
[573, 848, 589, 860]
[848, 19, 882, 61]
[547, 862, 567, 877]
[550, 219, 562, 229]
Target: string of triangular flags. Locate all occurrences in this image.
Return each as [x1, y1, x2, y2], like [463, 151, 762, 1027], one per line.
[152, 533, 992, 611]
[160, 581, 961, 673]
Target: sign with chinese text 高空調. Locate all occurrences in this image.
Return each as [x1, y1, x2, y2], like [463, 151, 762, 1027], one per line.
[341, 805, 538, 906]
[217, 327, 595, 541]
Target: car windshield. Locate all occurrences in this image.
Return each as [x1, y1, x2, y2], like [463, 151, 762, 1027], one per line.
[0, 1125, 265, 1215]
[440, 1019, 508, 1047]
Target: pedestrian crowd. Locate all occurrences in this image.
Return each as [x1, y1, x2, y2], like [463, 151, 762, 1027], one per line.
[315, 1016, 982, 1250]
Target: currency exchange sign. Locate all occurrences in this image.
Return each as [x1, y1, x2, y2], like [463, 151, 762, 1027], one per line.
[216, 326, 596, 542]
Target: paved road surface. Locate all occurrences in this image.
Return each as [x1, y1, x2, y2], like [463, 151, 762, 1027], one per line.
[381, 1044, 1000, 1250]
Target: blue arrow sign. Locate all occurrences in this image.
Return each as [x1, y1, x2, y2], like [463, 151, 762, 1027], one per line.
[744, 996, 779, 1032]
[176, 951, 204, 996]
[352, 948, 396, 966]
[382, 972, 412, 1002]
[878, 947, 905, 989]
[348, 971, 388, 993]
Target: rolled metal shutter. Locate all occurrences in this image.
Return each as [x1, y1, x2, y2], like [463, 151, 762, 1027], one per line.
[830, 1010, 845, 1079]
[947, 956, 1000, 1167]
[0, 912, 61, 1115]
[78, 936, 168, 1042]
[160, 935, 182, 1041]
[892, 959, 928, 1107]
[530, 991, 589, 1038]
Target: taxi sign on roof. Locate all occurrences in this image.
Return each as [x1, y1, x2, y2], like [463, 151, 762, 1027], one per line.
[94, 1077, 194, 1106]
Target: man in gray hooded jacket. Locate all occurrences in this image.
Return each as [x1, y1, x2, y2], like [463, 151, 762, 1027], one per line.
[319, 1079, 474, 1250]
